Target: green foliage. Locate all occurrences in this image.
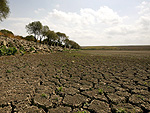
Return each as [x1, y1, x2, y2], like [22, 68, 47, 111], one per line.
[83, 102, 89, 107]
[98, 89, 103, 95]
[57, 86, 63, 92]
[20, 46, 25, 51]
[19, 46, 25, 56]
[6, 70, 11, 73]
[56, 32, 67, 45]
[26, 21, 42, 41]
[116, 108, 126, 113]
[0, 29, 14, 35]
[24, 35, 36, 41]
[41, 25, 49, 43]
[137, 95, 144, 100]
[65, 39, 81, 49]
[0, 0, 10, 21]
[30, 47, 35, 52]
[25, 21, 81, 49]
[19, 50, 25, 56]
[41, 93, 47, 98]
[46, 30, 59, 46]
[0, 46, 17, 56]
[55, 97, 58, 101]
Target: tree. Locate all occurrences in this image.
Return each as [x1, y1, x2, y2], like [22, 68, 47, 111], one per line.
[46, 30, 58, 46]
[0, 29, 14, 37]
[56, 32, 67, 45]
[69, 40, 81, 49]
[41, 25, 49, 43]
[0, 29, 13, 35]
[64, 38, 69, 48]
[64, 38, 81, 49]
[0, 0, 10, 21]
[24, 35, 36, 41]
[25, 21, 42, 42]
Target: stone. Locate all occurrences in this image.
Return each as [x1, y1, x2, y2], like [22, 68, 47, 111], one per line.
[1, 40, 7, 46]
[0, 36, 64, 55]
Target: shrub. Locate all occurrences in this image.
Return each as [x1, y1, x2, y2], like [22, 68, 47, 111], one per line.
[24, 35, 36, 41]
[20, 46, 25, 51]
[56, 86, 63, 94]
[41, 93, 47, 98]
[6, 70, 11, 73]
[7, 47, 17, 55]
[57, 86, 63, 92]
[19, 46, 25, 56]
[0, 46, 17, 56]
[98, 89, 103, 95]
[117, 108, 126, 113]
[30, 47, 35, 52]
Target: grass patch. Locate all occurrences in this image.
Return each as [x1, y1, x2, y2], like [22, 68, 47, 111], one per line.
[6, 70, 11, 73]
[116, 108, 126, 113]
[98, 89, 103, 95]
[41, 93, 47, 98]
[57, 86, 63, 92]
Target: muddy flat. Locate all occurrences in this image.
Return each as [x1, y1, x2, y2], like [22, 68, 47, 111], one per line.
[0, 50, 150, 113]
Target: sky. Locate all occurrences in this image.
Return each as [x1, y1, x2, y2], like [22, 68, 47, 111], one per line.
[0, 0, 150, 46]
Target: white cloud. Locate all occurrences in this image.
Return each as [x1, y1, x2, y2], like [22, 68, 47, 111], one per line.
[1, 2, 150, 46]
[41, 6, 150, 45]
[42, 6, 123, 33]
[137, 1, 150, 15]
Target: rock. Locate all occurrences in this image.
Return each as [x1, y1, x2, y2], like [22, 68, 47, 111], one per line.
[1, 40, 7, 46]
[0, 36, 64, 55]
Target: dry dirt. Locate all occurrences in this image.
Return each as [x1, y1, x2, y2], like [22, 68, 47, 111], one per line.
[0, 50, 150, 113]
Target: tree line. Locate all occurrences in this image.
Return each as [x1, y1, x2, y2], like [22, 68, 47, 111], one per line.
[25, 21, 81, 49]
[0, 0, 81, 49]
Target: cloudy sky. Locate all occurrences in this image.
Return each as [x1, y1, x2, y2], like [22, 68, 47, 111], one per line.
[0, 0, 150, 46]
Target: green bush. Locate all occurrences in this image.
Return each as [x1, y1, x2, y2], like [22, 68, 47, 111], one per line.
[19, 46, 26, 55]
[0, 46, 17, 56]
[30, 47, 35, 52]
[20, 46, 25, 51]
[98, 89, 103, 95]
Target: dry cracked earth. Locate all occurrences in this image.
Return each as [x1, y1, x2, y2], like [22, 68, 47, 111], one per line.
[0, 51, 150, 113]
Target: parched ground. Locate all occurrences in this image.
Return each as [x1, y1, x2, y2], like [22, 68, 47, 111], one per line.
[0, 50, 150, 113]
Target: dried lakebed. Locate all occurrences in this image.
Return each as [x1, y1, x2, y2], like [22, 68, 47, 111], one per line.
[0, 51, 150, 113]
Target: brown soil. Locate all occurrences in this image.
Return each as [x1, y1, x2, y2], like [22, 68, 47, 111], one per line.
[0, 51, 150, 113]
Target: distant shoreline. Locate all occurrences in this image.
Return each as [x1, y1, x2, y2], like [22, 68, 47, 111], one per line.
[81, 45, 150, 51]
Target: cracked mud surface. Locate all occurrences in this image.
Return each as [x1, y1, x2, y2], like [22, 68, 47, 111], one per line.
[0, 50, 150, 113]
